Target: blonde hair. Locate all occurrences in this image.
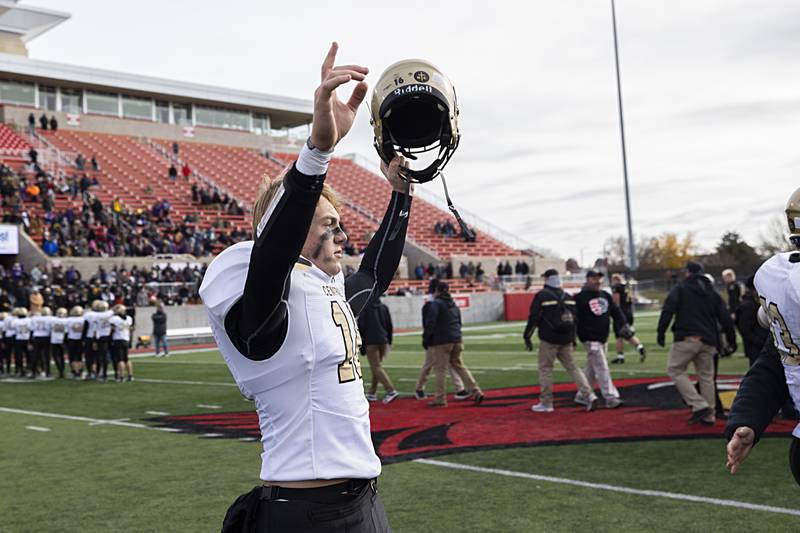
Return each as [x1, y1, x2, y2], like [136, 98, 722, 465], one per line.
[252, 164, 341, 236]
[721, 268, 736, 280]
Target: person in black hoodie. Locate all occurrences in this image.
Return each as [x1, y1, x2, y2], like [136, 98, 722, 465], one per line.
[151, 304, 168, 357]
[574, 270, 632, 408]
[524, 269, 598, 413]
[657, 262, 736, 425]
[357, 297, 398, 404]
[424, 282, 483, 407]
[735, 275, 769, 366]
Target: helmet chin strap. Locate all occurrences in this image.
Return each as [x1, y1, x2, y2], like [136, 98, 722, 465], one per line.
[440, 172, 475, 242]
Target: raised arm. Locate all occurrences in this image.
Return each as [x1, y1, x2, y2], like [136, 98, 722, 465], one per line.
[345, 157, 413, 317]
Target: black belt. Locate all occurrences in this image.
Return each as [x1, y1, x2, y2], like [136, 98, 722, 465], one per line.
[261, 479, 376, 503]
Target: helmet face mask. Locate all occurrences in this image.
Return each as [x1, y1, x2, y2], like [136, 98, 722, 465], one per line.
[371, 59, 460, 184]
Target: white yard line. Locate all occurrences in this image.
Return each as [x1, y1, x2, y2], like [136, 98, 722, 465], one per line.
[0, 407, 181, 433]
[195, 404, 222, 409]
[25, 426, 51, 432]
[415, 459, 800, 517]
[145, 410, 170, 416]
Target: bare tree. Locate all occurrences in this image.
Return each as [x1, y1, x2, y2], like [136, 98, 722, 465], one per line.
[759, 215, 790, 256]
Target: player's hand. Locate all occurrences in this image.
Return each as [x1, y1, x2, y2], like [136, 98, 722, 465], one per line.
[310, 42, 368, 152]
[524, 337, 533, 352]
[656, 334, 665, 347]
[726, 426, 755, 475]
[381, 156, 414, 195]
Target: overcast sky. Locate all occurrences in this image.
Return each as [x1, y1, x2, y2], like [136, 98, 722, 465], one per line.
[24, 0, 800, 264]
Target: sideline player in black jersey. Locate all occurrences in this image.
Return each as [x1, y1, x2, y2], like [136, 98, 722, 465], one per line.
[610, 273, 646, 364]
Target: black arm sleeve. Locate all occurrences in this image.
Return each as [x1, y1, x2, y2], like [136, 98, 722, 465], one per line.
[609, 296, 628, 330]
[345, 192, 411, 317]
[725, 340, 789, 443]
[523, 293, 542, 339]
[225, 164, 324, 360]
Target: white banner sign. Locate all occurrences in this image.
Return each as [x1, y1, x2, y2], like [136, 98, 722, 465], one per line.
[0, 224, 19, 254]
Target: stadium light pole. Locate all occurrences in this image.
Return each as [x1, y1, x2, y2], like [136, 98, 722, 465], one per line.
[611, 0, 637, 272]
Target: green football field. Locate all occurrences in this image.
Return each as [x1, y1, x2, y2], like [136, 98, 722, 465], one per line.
[1, 313, 799, 532]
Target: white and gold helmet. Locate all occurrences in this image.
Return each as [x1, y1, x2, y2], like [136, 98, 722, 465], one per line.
[14, 307, 28, 317]
[113, 304, 126, 316]
[786, 187, 800, 247]
[56, 307, 68, 318]
[70, 305, 84, 317]
[0, 311, 8, 321]
[370, 59, 460, 184]
[42, 307, 52, 317]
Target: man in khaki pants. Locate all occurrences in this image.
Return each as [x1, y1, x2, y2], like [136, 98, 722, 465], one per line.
[423, 283, 483, 406]
[657, 262, 736, 424]
[524, 269, 597, 412]
[415, 297, 466, 400]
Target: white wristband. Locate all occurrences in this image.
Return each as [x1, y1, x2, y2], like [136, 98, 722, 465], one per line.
[296, 141, 333, 176]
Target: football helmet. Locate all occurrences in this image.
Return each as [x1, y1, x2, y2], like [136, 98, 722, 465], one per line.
[113, 304, 126, 316]
[70, 305, 84, 317]
[56, 307, 68, 318]
[787, 187, 800, 247]
[0, 311, 7, 321]
[371, 59, 460, 184]
[41, 307, 52, 316]
[14, 307, 28, 317]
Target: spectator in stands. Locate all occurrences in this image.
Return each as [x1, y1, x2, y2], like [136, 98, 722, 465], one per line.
[39, 113, 48, 131]
[28, 148, 38, 165]
[443, 220, 456, 237]
[49, 116, 58, 131]
[172, 142, 179, 156]
[434, 221, 443, 235]
[475, 263, 485, 283]
[168, 164, 178, 182]
[90, 154, 99, 171]
[27, 112, 36, 135]
[181, 162, 191, 181]
[74, 153, 85, 171]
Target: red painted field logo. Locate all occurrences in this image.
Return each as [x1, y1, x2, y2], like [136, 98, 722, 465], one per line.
[148, 377, 795, 463]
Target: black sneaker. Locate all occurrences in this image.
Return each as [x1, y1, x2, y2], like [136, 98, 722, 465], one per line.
[454, 390, 471, 400]
[688, 407, 713, 425]
[473, 392, 485, 405]
[611, 356, 625, 364]
[414, 390, 426, 401]
[638, 345, 647, 362]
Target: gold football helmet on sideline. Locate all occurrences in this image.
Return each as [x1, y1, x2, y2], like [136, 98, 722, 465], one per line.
[14, 307, 28, 317]
[56, 307, 68, 318]
[787, 187, 800, 247]
[70, 306, 84, 317]
[370, 59, 460, 184]
[113, 304, 126, 316]
[42, 307, 52, 317]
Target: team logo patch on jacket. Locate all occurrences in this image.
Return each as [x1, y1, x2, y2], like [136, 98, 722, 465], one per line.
[589, 297, 609, 316]
[147, 377, 795, 463]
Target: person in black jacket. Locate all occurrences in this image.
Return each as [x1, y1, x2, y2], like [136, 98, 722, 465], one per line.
[722, 268, 742, 318]
[523, 269, 597, 412]
[151, 304, 168, 357]
[415, 298, 465, 400]
[574, 271, 631, 408]
[424, 282, 483, 407]
[610, 273, 647, 364]
[357, 298, 398, 404]
[735, 275, 769, 366]
[657, 262, 736, 424]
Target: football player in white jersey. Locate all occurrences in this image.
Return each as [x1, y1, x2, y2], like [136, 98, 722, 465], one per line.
[50, 308, 69, 379]
[109, 304, 134, 382]
[93, 301, 114, 381]
[13, 307, 32, 378]
[201, 44, 406, 532]
[31, 307, 52, 377]
[726, 187, 800, 485]
[66, 306, 87, 379]
[0, 311, 8, 375]
[4, 310, 18, 375]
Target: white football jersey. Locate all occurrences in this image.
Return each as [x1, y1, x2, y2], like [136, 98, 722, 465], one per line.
[200, 241, 379, 483]
[755, 251, 800, 437]
[31, 315, 52, 338]
[14, 317, 31, 340]
[50, 317, 68, 344]
[66, 316, 86, 341]
[110, 315, 133, 342]
[4, 315, 15, 338]
[95, 310, 114, 338]
[84, 311, 98, 339]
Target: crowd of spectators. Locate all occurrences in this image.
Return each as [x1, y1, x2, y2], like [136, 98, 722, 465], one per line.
[191, 182, 245, 216]
[27, 112, 58, 135]
[0, 261, 206, 313]
[433, 219, 477, 243]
